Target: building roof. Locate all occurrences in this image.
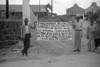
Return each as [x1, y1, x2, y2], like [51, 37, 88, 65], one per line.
[56, 15, 73, 21]
[39, 14, 73, 22]
[85, 2, 100, 13]
[0, 4, 48, 12]
[67, 4, 85, 15]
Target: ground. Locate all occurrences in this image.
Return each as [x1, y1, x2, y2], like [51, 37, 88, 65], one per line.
[0, 38, 100, 67]
[0, 52, 100, 67]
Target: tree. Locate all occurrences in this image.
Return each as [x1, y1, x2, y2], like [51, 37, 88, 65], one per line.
[86, 10, 100, 24]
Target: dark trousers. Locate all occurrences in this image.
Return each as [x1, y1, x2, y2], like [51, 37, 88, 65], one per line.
[95, 38, 100, 50]
[22, 34, 31, 55]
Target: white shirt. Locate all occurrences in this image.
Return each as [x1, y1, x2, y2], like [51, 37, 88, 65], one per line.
[75, 20, 82, 30]
[88, 25, 95, 32]
[25, 25, 29, 34]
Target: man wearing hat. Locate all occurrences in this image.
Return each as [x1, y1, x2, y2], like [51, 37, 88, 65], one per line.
[21, 18, 36, 56]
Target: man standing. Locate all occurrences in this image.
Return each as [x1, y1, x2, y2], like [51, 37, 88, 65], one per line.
[87, 21, 96, 52]
[73, 17, 83, 52]
[21, 18, 35, 56]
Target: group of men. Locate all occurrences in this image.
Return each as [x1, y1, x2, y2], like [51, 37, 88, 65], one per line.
[21, 17, 100, 56]
[73, 16, 100, 52]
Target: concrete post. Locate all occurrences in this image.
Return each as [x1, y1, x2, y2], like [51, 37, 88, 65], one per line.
[22, 0, 30, 25]
[22, 0, 37, 44]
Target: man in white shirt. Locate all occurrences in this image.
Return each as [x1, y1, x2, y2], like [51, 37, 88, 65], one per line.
[73, 17, 83, 52]
[21, 18, 35, 56]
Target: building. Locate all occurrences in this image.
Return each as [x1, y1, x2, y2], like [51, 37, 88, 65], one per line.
[0, 4, 50, 19]
[85, 2, 100, 13]
[66, 4, 85, 19]
[85, 2, 100, 20]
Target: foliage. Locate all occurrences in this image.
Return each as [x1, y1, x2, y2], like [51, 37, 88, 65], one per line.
[0, 19, 22, 49]
[86, 10, 100, 24]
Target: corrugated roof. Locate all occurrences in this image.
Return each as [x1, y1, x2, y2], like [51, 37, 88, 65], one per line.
[30, 5, 47, 12]
[39, 15, 73, 22]
[67, 4, 85, 15]
[0, 5, 48, 12]
[57, 15, 73, 21]
[85, 2, 100, 13]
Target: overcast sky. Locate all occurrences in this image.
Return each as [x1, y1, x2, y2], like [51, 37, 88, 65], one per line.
[0, 0, 100, 15]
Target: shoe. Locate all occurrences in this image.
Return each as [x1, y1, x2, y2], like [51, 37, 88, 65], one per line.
[21, 51, 24, 56]
[25, 52, 28, 56]
[87, 50, 91, 52]
[77, 50, 80, 52]
[73, 50, 77, 52]
[91, 50, 95, 52]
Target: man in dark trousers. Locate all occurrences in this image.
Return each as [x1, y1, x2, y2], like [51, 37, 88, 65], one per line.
[21, 18, 35, 56]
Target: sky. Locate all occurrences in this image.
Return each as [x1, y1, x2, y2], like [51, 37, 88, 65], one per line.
[0, 0, 100, 15]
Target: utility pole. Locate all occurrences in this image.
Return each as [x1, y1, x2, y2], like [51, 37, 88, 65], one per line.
[38, 0, 40, 22]
[6, 0, 9, 19]
[51, 0, 53, 18]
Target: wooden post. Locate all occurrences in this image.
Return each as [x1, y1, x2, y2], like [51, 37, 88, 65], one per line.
[38, 0, 40, 21]
[51, 0, 53, 18]
[6, 0, 9, 18]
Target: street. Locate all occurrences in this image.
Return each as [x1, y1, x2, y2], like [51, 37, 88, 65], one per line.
[1, 52, 100, 67]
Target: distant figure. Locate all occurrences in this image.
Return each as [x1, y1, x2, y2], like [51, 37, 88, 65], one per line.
[87, 22, 96, 52]
[21, 18, 35, 56]
[73, 17, 83, 52]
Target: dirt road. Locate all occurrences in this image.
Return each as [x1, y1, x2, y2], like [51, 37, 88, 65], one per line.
[1, 52, 100, 67]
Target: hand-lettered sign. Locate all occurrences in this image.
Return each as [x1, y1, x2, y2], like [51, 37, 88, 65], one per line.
[36, 22, 73, 40]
